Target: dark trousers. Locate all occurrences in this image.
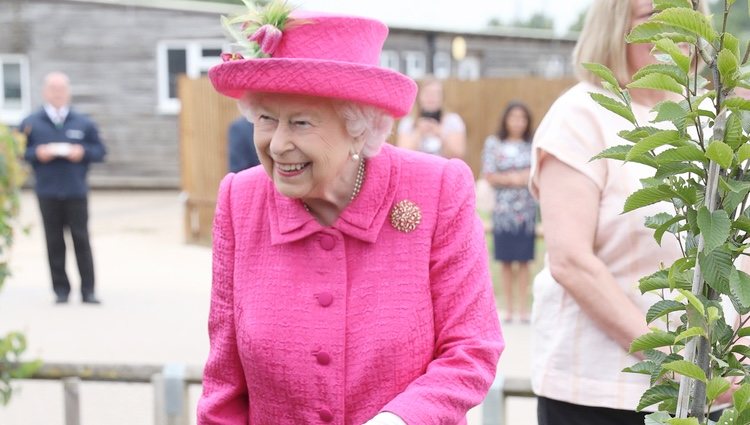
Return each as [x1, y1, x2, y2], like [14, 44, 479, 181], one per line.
[537, 397, 646, 425]
[538, 396, 721, 424]
[37, 197, 95, 298]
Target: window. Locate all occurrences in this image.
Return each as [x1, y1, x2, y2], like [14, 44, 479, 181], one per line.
[0, 55, 30, 126]
[433, 52, 452, 79]
[403, 51, 426, 79]
[157, 41, 225, 114]
[380, 50, 400, 72]
[537, 55, 566, 79]
[457, 56, 481, 80]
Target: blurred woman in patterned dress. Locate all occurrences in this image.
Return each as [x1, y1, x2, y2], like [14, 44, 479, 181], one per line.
[481, 101, 536, 323]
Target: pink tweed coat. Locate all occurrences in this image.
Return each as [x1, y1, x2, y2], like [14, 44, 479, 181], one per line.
[197, 144, 504, 424]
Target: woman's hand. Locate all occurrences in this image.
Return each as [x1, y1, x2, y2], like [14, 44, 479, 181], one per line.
[415, 117, 440, 137]
[362, 412, 407, 425]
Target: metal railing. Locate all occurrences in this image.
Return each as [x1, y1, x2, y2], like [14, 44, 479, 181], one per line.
[14, 362, 533, 425]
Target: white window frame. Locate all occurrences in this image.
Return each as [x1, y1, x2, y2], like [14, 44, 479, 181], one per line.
[403, 51, 427, 79]
[156, 40, 225, 114]
[433, 51, 452, 79]
[0, 54, 31, 126]
[380, 50, 400, 72]
[457, 56, 481, 80]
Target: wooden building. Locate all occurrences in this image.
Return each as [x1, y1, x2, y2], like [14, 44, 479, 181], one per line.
[0, 0, 577, 188]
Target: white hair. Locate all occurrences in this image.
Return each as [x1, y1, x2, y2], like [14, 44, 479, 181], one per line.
[237, 92, 394, 158]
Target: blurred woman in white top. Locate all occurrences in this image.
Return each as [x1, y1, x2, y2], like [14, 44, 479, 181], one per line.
[397, 76, 466, 159]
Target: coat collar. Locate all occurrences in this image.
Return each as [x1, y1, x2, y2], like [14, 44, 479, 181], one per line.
[267, 144, 400, 245]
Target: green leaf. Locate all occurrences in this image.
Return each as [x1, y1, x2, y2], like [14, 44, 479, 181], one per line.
[650, 7, 718, 43]
[653, 0, 692, 9]
[720, 177, 750, 194]
[637, 383, 679, 411]
[644, 412, 672, 425]
[724, 32, 742, 62]
[699, 247, 733, 294]
[628, 130, 687, 160]
[662, 359, 707, 383]
[705, 141, 734, 169]
[582, 63, 621, 91]
[677, 288, 705, 316]
[725, 113, 745, 150]
[623, 359, 659, 375]
[628, 21, 695, 43]
[697, 207, 731, 253]
[715, 408, 738, 425]
[734, 383, 750, 413]
[645, 212, 676, 229]
[646, 299, 685, 323]
[654, 215, 685, 244]
[654, 145, 705, 163]
[589, 93, 637, 125]
[654, 38, 691, 73]
[653, 162, 704, 179]
[707, 305, 720, 324]
[651, 100, 689, 131]
[635, 64, 688, 86]
[618, 126, 664, 143]
[719, 48, 740, 86]
[729, 268, 750, 312]
[628, 73, 685, 95]
[639, 270, 671, 292]
[645, 412, 672, 425]
[669, 257, 695, 290]
[733, 216, 750, 233]
[623, 185, 679, 213]
[631, 330, 676, 353]
[724, 97, 750, 111]
[674, 326, 705, 343]
[592, 145, 632, 161]
[738, 144, 750, 162]
[740, 327, 750, 338]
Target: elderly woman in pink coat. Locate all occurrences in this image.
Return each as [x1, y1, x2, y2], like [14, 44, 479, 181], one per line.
[197, 3, 504, 424]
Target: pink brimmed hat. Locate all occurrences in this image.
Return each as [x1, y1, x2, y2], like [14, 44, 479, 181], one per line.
[209, 10, 417, 118]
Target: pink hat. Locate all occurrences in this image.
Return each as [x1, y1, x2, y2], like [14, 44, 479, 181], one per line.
[209, 9, 417, 118]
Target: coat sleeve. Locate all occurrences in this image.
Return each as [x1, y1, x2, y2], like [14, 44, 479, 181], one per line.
[82, 120, 106, 163]
[382, 159, 504, 424]
[197, 173, 250, 424]
[20, 118, 39, 164]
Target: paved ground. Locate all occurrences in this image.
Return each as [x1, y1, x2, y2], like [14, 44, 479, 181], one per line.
[0, 190, 536, 425]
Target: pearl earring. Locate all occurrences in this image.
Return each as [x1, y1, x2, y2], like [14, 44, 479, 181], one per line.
[351, 147, 360, 161]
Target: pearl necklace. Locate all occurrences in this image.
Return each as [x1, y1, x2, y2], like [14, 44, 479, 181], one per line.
[350, 157, 366, 202]
[303, 158, 366, 212]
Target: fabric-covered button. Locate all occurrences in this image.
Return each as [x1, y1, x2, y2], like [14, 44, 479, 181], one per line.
[316, 292, 333, 307]
[318, 234, 336, 250]
[319, 408, 333, 422]
[315, 351, 331, 365]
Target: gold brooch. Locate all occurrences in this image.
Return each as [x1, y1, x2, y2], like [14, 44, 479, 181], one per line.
[390, 200, 421, 233]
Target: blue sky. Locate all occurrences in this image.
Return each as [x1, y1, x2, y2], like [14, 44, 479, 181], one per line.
[295, 0, 593, 34]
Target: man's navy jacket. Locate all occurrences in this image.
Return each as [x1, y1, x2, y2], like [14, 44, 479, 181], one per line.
[21, 108, 106, 199]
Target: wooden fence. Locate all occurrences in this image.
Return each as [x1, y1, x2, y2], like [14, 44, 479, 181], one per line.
[178, 76, 576, 245]
[12, 361, 533, 425]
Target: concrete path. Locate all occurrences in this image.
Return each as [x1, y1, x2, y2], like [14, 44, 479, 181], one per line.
[0, 190, 536, 425]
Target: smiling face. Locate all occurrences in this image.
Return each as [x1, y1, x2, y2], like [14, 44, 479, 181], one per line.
[252, 93, 360, 203]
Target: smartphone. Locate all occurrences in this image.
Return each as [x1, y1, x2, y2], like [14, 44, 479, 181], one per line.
[419, 110, 442, 122]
